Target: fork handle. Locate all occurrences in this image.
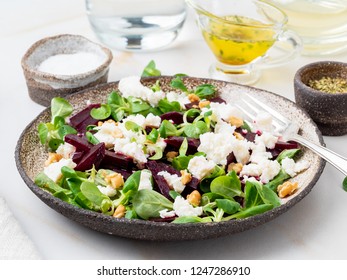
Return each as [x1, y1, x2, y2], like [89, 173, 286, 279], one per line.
[290, 134, 347, 176]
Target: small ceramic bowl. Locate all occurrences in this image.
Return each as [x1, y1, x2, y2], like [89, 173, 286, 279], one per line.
[21, 34, 113, 107]
[294, 61, 347, 136]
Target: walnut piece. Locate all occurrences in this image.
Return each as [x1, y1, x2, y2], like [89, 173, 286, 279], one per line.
[44, 153, 63, 167]
[166, 151, 178, 162]
[233, 131, 244, 140]
[186, 190, 201, 207]
[105, 172, 124, 189]
[188, 93, 200, 103]
[180, 169, 192, 185]
[227, 162, 243, 174]
[113, 205, 126, 218]
[277, 181, 299, 198]
[228, 116, 244, 128]
[198, 100, 210, 109]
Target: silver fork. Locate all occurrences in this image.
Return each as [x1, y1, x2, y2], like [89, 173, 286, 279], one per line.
[235, 93, 347, 176]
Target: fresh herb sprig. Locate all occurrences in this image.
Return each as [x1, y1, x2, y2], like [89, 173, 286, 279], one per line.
[170, 75, 217, 99]
[141, 60, 161, 77]
[38, 97, 77, 151]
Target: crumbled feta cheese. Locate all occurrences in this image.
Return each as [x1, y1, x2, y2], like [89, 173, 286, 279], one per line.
[253, 111, 273, 132]
[198, 132, 234, 165]
[56, 142, 76, 159]
[241, 158, 281, 184]
[209, 102, 243, 122]
[232, 139, 251, 164]
[146, 137, 167, 154]
[166, 91, 190, 109]
[173, 196, 203, 217]
[214, 121, 236, 135]
[281, 157, 296, 177]
[146, 90, 166, 107]
[249, 142, 272, 163]
[122, 114, 146, 128]
[118, 76, 152, 99]
[94, 121, 123, 148]
[113, 139, 147, 164]
[198, 131, 252, 165]
[240, 163, 262, 177]
[118, 76, 165, 106]
[282, 157, 310, 177]
[158, 171, 185, 193]
[255, 131, 278, 149]
[144, 113, 162, 128]
[114, 114, 165, 162]
[97, 185, 117, 197]
[138, 170, 153, 190]
[122, 113, 161, 129]
[43, 158, 76, 182]
[243, 176, 259, 183]
[117, 122, 146, 144]
[188, 156, 216, 180]
[159, 209, 176, 218]
[259, 160, 281, 183]
[294, 160, 310, 174]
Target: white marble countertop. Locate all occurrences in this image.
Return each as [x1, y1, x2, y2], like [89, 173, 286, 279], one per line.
[1, 0, 347, 260]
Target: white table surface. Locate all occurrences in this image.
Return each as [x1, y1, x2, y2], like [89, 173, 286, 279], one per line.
[1, 0, 347, 260]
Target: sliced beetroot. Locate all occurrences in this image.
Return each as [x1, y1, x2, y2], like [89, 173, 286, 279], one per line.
[152, 174, 171, 200]
[184, 101, 199, 110]
[181, 177, 200, 198]
[268, 141, 299, 160]
[146, 161, 181, 200]
[165, 136, 200, 155]
[72, 151, 85, 164]
[75, 117, 100, 134]
[64, 134, 92, 152]
[160, 112, 184, 124]
[275, 140, 299, 151]
[147, 160, 180, 176]
[240, 130, 257, 143]
[268, 148, 281, 160]
[145, 127, 153, 134]
[68, 104, 100, 133]
[75, 142, 105, 171]
[69, 104, 99, 127]
[113, 169, 132, 180]
[225, 152, 236, 171]
[209, 96, 226, 103]
[234, 196, 244, 206]
[100, 150, 135, 170]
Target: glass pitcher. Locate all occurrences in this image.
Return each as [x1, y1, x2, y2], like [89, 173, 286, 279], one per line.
[266, 0, 347, 56]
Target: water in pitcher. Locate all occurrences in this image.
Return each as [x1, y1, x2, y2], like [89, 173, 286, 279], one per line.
[267, 0, 347, 55]
[86, 0, 186, 51]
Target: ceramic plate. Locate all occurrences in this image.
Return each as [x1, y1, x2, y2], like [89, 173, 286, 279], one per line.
[15, 77, 326, 241]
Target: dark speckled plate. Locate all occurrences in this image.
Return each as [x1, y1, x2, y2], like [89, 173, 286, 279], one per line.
[15, 76, 325, 241]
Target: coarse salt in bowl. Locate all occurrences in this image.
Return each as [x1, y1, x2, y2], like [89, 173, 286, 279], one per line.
[21, 34, 113, 107]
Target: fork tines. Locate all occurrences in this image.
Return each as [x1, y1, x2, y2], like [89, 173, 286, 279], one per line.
[235, 93, 291, 134]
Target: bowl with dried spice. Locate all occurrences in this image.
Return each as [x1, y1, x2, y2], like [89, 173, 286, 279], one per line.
[294, 61, 347, 136]
[21, 34, 113, 107]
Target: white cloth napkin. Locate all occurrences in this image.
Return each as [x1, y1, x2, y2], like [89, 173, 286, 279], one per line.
[0, 197, 41, 259]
